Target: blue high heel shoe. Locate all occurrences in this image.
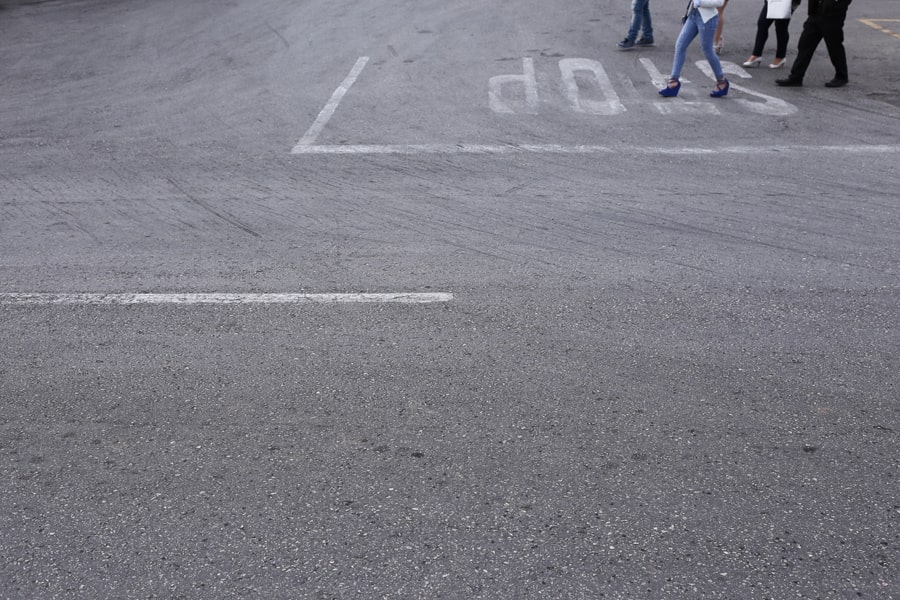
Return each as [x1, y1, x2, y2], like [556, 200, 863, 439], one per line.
[710, 77, 729, 98]
[659, 78, 680, 97]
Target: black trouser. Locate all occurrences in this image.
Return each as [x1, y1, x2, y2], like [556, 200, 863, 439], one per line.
[752, 2, 792, 58]
[789, 12, 849, 80]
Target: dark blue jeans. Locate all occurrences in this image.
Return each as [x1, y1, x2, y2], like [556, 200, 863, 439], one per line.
[627, 0, 653, 42]
[670, 10, 723, 81]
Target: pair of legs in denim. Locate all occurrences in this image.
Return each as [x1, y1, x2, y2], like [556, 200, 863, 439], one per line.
[627, 0, 653, 43]
[670, 10, 724, 81]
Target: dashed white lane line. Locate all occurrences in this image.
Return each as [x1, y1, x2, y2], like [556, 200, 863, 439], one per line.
[291, 143, 900, 155]
[0, 293, 453, 305]
[292, 56, 370, 150]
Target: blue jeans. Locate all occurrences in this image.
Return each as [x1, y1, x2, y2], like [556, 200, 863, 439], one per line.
[627, 0, 653, 42]
[670, 10, 723, 80]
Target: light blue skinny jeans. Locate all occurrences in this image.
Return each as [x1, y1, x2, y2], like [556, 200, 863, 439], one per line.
[670, 10, 724, 81]
[627, 0, 653, 42]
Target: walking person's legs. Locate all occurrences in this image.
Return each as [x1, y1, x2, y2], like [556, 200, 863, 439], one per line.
[773, 18, 791, 59]
[621, 0, 652, 46]
[659, 15, 698, 96]
[698, 12, 729, 95]
[751, 4, 771, 57]
[698, 13, 725, 80]
[779, 17, 823, 84]
[640, 0, 654, 42]
[822, 16, 849, 83]
[671, 15, 700, 80]
[626, 0, 644, 41]
[713, 0, 728, 53]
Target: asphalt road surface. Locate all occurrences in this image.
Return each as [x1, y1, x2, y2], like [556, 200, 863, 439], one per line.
[1, 0, 899, 598]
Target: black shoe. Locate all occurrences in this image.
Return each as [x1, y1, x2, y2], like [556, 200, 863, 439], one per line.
[776, 77, 803, 87]
[825, 78, 848, 88]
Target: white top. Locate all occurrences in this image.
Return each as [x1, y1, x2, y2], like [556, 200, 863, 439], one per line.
[694, 0, 725, 22]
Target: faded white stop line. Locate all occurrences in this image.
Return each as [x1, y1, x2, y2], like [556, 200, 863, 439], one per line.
[291, 143, 900, 156]
[0, 293, 453, 306]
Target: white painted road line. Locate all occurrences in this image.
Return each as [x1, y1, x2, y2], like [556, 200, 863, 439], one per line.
[489, 57, 539, 114]
[290, 143, 900, 156]
[0, 293, 453, 305]
[294, 143, 617, 155]
[293, 56, 370, 150]
[559, 58, 625, 115]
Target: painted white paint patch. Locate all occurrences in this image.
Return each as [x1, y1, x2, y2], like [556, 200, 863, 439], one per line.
[293, 56, 369, 150]
[696, 60, 797, 116]
[640, 58, 721, 115]
[0, 293, 453, 305]
[559, 58, 626, 115]
[489, 58, 539, 114]
[639, 57, 672, 89]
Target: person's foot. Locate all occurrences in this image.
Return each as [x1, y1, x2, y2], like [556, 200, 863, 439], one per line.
[616, 38, 635, 50]
[776, 77, 803, 87]
[659, 78, 681, 97]
[635, 37, 655, 47]
[825, 77, 848, 88]
[710, 78, 729, 98]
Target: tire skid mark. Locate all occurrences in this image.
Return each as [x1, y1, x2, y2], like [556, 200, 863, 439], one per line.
[165, 177, 261, 239]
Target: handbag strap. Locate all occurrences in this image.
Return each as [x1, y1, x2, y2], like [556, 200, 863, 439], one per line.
[683, 0, 694, 20]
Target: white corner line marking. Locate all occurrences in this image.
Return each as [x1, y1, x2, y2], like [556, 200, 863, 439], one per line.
[293, 56, 370, 151]
[0, 292, 453, 306]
